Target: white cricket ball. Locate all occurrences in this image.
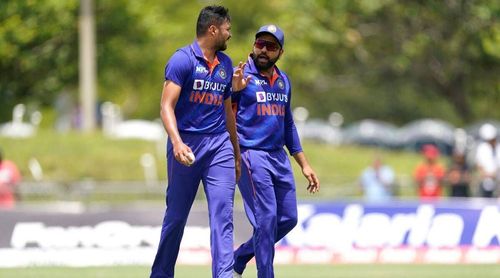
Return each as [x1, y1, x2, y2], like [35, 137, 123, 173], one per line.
[186, 152, 196, 166]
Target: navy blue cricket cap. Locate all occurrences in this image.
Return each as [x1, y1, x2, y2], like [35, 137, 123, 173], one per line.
[255, 24, 285, 48]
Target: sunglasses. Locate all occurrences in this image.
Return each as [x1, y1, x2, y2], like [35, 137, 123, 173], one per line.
[254, 39, 281, 51]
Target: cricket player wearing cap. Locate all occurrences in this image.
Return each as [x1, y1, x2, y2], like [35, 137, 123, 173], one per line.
[231, 24, 320, 278]
[150, 5, 242, 278]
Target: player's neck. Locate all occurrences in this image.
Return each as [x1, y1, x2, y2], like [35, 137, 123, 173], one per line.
[197, 38, 217, 63]
[259, 67, 274, 79]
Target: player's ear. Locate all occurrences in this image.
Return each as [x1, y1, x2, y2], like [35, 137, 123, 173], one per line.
[278, 49, 284, 59]
[208, 25, 217, 36]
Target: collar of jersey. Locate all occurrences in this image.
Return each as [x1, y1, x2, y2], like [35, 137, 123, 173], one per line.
[190, 40, 206, 59]
[191, 40, 221, 73]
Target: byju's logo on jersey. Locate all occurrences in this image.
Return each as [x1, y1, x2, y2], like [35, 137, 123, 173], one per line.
[196, 66, 208, 74]
[193, 79, 227, 92]
[218, 68, 227, 79]
[256, 91, 266, 103]
[193, 79, 204, 90]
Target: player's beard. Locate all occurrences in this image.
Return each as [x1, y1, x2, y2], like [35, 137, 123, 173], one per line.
[215, 36, 228, 51]
[251, 53, 279, 71]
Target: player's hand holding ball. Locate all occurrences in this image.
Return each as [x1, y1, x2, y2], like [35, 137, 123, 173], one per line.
[173, 142, 195, 167]
[185, 151, 196, 166]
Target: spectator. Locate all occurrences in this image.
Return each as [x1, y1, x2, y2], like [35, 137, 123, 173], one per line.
[414, 144, 445, 200]
[0, 149, 22, 208]
[446, 152, 471, 197]
[475, 123, 499, 198]
[359, 155, 395, 202]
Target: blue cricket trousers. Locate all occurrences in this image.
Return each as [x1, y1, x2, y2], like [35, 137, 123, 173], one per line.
[233, 148, 298, 278]
[151, 132, 236, 278]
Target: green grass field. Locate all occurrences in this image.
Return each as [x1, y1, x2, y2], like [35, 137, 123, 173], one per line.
[1, 264, 500, 278]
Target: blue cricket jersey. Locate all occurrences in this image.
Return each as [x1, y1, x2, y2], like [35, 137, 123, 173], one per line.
[164, 40, 233, 134]
[232, 56, 302, 155]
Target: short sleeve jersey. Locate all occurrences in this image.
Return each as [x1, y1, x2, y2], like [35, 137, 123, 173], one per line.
[164, 40, 233, 134]
[232, 56, 302, 155]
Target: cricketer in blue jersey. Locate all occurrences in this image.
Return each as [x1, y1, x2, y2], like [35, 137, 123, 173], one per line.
[150, 6, 241, 278]
[232, 25, 320, 278]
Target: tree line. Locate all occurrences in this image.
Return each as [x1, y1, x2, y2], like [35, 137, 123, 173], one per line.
[1, 0, 498, 126]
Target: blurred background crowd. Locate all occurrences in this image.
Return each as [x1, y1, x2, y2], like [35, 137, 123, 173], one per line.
[1, 100, 499, 207]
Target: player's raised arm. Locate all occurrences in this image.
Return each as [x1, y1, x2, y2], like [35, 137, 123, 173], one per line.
[160, 81, 192, 166]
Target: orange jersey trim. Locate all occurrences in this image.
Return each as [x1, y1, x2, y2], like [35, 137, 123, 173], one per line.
[205, 56, 220, 74]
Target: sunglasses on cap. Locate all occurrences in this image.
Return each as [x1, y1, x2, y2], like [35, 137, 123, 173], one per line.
[254, 39, 281, 52]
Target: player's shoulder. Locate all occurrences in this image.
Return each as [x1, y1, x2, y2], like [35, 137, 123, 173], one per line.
[216, 50, 231, 62]
[166, 45, 194, 71]
[278, 69, 290, 80]
[277, 69, 292, 90]
[171, 45, 192, 60]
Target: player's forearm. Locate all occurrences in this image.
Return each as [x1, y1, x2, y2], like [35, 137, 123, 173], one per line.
[292, 151, 310, 170]
[227, 127, 240, 156]
[225, 117, 238, 146]
[224, 99, 240, 154]
[284, 104, 302, 154]
[160, 81, 184, 146]
[160, 107, 183, 145]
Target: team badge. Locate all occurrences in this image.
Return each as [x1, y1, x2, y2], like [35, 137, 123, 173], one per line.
[277, 79, 285, 90]
[218, 68, 227, 79]
[256, 91, 266, 103]
[267, 25, 277, 33]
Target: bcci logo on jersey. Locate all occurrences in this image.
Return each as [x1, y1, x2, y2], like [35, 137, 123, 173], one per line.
[277, 79, 285, 90]
[218, 68, 227, 79]
[256, 91, 266, 103]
